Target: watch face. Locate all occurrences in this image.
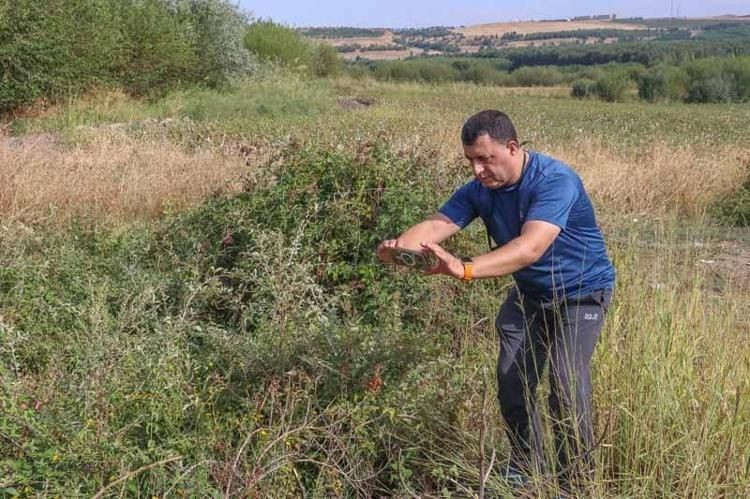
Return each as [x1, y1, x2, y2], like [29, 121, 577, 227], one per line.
[393, 251, 420, 267]
[390, 248, 432, 270]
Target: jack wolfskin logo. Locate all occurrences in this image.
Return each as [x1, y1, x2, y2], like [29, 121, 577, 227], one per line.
[584, 312, 599, 321]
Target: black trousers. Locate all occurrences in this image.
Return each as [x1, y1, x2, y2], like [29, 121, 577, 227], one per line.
[495, 287, 612, 484]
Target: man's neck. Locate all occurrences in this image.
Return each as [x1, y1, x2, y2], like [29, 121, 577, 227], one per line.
[509, 150, 527, 185]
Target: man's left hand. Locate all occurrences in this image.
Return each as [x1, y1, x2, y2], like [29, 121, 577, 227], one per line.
[420, 241, 464, 279]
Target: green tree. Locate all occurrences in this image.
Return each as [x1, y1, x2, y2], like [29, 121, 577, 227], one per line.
[311, 42, 343, 77]
[571, 78, 597, 98]
[595, 71, 629, 102]
[0, 0, 254, 112]
[244, 20, 312, 69]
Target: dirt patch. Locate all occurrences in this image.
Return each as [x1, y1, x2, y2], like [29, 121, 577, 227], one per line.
[338, 97, 376, 110]
[340, 49, 421, 61]
[715, 240, 750, 289]
[0, 132, 60, 151]
[700, 239, 750, 291]
[323, 30, 396, 48]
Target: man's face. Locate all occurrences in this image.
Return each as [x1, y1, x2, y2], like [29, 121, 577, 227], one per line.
[462, 133, 518, 189]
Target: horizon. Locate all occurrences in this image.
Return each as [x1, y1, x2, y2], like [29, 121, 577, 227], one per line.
[237, 0, 750, 28]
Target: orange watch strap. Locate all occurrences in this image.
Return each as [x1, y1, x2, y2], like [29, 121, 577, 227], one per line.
[462, 260, 474, 281]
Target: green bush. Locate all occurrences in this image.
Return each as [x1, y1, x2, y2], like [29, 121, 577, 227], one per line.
[684, 57, 750, 103]
[638, 69, 667, 101]
[114, 0, 200, 95]
[311, 42, 343, 77]
[594, 71, 629, 102]
[463, 64, 509, 85]
[414, 60, 458, 82]
[0, 0, 254, 112]
[623, 63, 647, 82]
[0, 143, 495, 494]
[245, 20, 343, 77]
[687, 75, 736, 103]
[571, 78, 597, 98]
[0, 0, 122, 110]
[509, 66, 564, 86]
[243, 20, 342, 77]
[372, 60, 419, 81]
[723, 57, 750, 101]
[168, 74, 334, 121]
[185, 0, 255, 87]
[371, 60, 459, 83]
[244, 20, 311, 68]
[634, 57, 750, 104]
[712, 164, 750, 227]
[637, 65, 689, 102]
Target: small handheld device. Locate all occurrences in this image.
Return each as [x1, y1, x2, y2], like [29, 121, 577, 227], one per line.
[387, 247, 436, 271]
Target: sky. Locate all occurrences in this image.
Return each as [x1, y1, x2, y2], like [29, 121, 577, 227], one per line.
[237, 1, 750, 28]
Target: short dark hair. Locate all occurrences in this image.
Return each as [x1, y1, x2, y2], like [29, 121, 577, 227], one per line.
[461, 110, 518, 146]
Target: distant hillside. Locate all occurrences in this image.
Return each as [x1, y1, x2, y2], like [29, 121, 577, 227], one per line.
[453, 19, 644, 37]
[304, 16, 750, 61]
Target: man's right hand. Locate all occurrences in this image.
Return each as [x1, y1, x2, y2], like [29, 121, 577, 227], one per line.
[376, 213, 461, 264]
[376, 239, 400, 263]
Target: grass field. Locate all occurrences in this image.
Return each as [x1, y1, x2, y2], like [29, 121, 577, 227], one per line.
[1, 73, 748, 497]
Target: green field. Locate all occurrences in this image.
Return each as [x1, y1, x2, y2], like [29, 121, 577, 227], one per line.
[1, 74, 749, 496]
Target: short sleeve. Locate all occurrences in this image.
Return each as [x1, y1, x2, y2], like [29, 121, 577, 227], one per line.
[526, 173, 579, 229]
[438, 182, 479, 229]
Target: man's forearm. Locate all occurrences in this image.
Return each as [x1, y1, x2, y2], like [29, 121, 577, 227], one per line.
[397, 222, 440, 249]
[470, 237, 538, 279]
[418, 221, 558, 280]
[396, 213, 459, 249]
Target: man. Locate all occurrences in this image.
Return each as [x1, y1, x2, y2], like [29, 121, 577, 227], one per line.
[376, 110, 615, 492]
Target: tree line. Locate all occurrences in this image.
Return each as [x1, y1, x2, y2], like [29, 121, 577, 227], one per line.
[478, 38, 750, 69]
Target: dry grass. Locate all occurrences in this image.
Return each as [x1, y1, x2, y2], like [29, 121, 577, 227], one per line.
[552, 140, 749, 217]
[339, 49, 422, 61]
[2, 127, 744, 227]
[454, 20, 645, 38]
[2, 78, 748, 226]
[383, 124, 748, 218]
[0, 131, 248, 224]
[323, 30, 396, 48]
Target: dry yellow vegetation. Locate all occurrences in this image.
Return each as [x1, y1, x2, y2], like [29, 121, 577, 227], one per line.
[0, 131, 247, 223]
[325, 30, 395, 48]
[454, 19, 646, 37]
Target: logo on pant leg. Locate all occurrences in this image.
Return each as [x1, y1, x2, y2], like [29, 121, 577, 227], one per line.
[583, 312, 599, 321]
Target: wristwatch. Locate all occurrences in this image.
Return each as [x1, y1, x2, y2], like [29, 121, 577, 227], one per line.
[461, 258, 474, 281]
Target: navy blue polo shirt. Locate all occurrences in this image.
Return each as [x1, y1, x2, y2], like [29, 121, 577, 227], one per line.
[439, 151, 615, 300]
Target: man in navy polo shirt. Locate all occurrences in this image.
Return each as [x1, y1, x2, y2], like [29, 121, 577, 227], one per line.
[377, 110, 615, 492]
